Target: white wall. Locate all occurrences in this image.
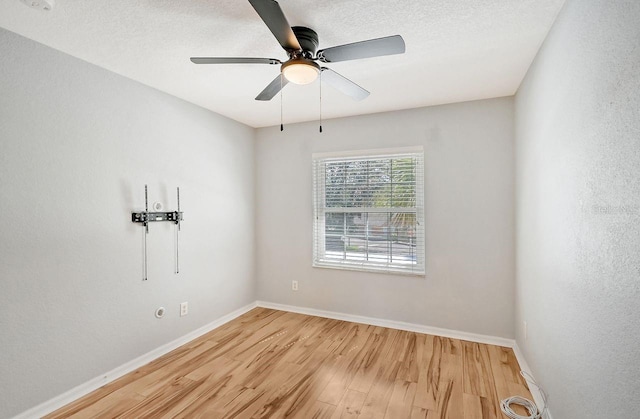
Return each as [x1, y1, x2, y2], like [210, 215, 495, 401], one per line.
[0, 28, 255, 418]
[515, 1, 640, 417]
[255, 98, 515, 338]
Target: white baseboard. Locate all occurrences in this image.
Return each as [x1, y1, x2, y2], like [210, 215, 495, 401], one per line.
[512, 344, 553, 419]
[11, 302, 257, 419]
[256, 300, 516, 348]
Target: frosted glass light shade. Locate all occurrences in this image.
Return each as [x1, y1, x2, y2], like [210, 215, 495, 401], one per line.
[282, 59, 320, 85]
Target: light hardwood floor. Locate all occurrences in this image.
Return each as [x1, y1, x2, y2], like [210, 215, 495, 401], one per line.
[46, 308, 533, 418]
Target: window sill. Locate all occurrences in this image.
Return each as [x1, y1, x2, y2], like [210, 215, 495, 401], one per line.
[312, 261, 425, 277]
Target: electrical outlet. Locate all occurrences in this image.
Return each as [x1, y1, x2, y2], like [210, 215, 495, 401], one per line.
[180, 302, 188, 317]
[292, 280, 298, 291]
[524, 321, 528, 341]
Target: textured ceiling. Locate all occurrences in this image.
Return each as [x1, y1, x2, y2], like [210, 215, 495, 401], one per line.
[0, 0, 565, 127]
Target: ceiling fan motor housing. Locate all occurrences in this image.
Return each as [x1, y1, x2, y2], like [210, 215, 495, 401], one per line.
[292, 26, 319, 56]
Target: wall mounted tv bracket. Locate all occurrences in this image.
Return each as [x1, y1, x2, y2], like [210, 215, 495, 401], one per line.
[132, 185, 183, 280]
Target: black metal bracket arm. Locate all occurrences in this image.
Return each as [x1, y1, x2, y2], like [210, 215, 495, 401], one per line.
[131, 211, 184, 225]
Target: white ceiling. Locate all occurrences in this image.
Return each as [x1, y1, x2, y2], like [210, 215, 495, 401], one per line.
[0, 0, 565, 128]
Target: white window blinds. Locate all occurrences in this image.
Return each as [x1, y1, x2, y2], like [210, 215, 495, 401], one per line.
[312, 148, 425, 275]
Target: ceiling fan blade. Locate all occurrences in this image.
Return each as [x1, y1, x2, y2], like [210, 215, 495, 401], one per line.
[317, 35, 405, 63]
[321, 68, 369, 101]
[248, 0, 301, 52]
[190, 57, 281, 65]
[255, 74, 289, 101]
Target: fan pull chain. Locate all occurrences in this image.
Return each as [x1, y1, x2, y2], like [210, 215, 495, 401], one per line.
[319, 71, 323, 133]
[280, 72, 284, 132]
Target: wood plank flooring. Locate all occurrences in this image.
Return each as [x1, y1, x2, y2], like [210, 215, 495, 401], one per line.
[45, 308, 533, 418]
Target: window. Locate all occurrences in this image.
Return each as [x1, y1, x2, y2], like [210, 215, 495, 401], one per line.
[313, 147, 425, 275]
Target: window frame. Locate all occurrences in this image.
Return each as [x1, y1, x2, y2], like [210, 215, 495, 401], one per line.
[312, 147, 425, 276]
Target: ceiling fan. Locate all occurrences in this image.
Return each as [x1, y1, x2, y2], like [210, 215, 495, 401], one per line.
[190, 0, 406, 102]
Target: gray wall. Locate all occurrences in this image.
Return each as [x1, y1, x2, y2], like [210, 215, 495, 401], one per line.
[255, 98, 516, 339]
[0, 29, 255, 418]
[514, 1, 640, 417]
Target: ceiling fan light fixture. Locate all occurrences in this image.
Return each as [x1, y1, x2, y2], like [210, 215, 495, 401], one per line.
[281, 58, 320, 85]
